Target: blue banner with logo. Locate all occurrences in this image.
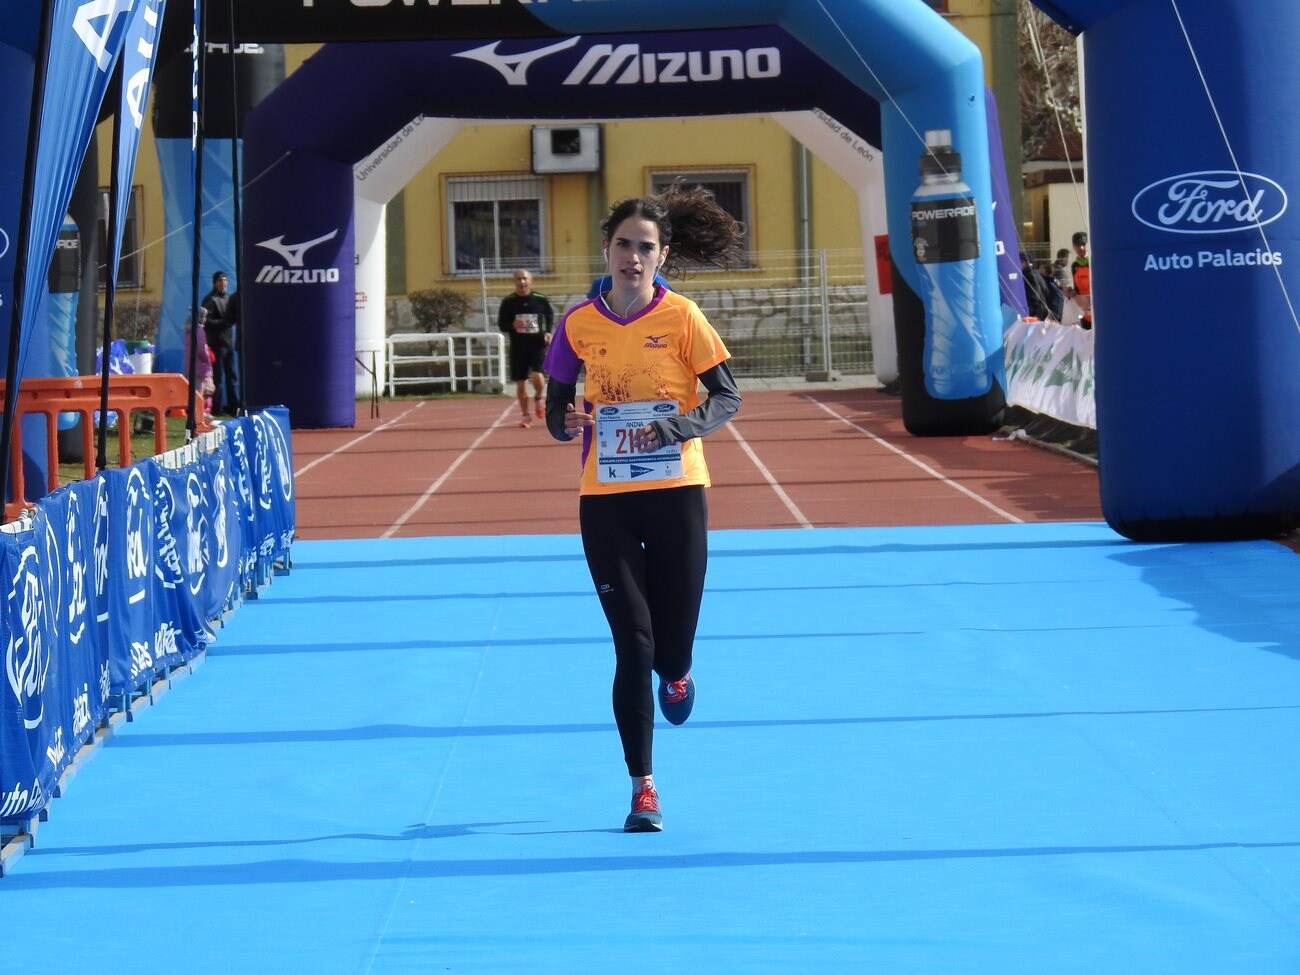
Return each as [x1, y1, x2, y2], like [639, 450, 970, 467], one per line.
[64, 479, 111, 746]
[1, 410, 295, 826]
[247, 408, 296, 572]
[103, 465, 156, 693]
[198, 435, 244, 615]
[16, 0, 130, 388]
[110, 0, 166, 288]
[0, 503, 66, 821]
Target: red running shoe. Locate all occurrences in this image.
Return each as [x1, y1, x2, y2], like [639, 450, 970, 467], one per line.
[657, 674, 695, 726]
[624, 783, 663, 832]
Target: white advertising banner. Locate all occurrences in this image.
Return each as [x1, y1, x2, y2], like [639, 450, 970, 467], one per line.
[1004, 319, 1096, 430]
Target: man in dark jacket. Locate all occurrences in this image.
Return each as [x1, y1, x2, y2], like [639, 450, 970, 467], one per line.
[202, 270, 238, 414]
[1020, 253, 1053, 320]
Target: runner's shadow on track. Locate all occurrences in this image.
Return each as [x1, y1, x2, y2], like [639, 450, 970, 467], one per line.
[104, 704, 1297, 749]
[10, 840, 1300, 889]
[36, 822, 551, 857]
[203, 628, 922, 656]
[289, 537, 1125, 574]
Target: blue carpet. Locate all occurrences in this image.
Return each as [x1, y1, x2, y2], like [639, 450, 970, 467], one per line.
[5, 524, 1299, 973]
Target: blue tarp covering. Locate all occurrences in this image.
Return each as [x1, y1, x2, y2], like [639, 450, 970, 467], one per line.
[0, 409, 294, 824]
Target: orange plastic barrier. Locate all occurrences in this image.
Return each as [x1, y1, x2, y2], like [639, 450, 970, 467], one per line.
[0, 374, 206, 519]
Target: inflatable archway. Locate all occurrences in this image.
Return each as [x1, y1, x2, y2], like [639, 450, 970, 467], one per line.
[231, 0, 1008, 432]
[343, 109, 896, 412]
[1035, 0, 1300, 540]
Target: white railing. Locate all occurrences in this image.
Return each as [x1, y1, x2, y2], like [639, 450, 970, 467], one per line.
[385, 331, 506, 396]
[457, 248, 875, 379]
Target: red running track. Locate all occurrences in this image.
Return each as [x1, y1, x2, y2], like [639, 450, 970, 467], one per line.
[288, 389, 1102, 540]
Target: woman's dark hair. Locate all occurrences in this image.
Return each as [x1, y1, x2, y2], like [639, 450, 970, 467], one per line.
[600, 182, 745, 275]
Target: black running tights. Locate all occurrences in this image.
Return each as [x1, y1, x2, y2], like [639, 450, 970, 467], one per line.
[579, 485, 708, 778]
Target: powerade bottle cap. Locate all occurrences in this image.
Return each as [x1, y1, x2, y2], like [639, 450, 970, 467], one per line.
[920, 128, 961, 179]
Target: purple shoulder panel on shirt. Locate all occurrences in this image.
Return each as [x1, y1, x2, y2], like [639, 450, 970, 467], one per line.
[543, 311, 585, 383]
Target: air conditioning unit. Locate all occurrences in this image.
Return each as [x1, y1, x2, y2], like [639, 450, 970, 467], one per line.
[531, 124, 601, 174]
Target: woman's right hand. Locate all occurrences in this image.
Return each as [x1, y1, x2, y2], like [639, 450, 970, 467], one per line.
[564, 402, 594, 435]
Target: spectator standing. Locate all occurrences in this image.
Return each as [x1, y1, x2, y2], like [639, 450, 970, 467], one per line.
[1037, 260, 1066, 321]
[184, 307, 216, 418]
[543, 184, 744, 833]
[1020, 252, 1052, 320]
[202, 270, 239, 414]
[1053, 248, 1073, 295]
[1070, 231, 1092, 329]
[498, 269, 554, 427]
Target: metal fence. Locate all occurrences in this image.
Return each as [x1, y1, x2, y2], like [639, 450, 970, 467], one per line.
[385, 332, 506, 396]
[390, 248, 877, 383]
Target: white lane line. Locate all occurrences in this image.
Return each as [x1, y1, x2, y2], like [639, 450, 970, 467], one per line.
[726, 421, 815, 529]
[381, 401, 518, 539]
[807, 396, 1024, 524]
[293, 400, 428, 479]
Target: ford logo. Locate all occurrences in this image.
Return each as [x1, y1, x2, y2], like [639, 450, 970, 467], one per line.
[653, 404, 675, 413]
[1131, 170, 1287, 235]
[0, 227, 9, 260]
[599, 406, 619, 416]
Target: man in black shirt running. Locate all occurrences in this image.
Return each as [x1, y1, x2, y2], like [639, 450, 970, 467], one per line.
[497, 269, 554, 427]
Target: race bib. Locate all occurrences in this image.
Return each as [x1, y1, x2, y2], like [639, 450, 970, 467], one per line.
[595, 400, 682, 484]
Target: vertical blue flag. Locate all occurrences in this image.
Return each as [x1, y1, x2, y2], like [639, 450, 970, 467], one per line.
[0, 8, 42, 369]
[111, 0, 167, 284]
[17, 0, 132, 387]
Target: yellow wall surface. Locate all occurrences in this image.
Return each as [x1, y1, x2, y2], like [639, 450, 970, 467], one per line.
[406, 114, 864, 300]
[94, 117, 164, 302]
[1024, 178, 1089, 259]
[943, 0, 997, 87]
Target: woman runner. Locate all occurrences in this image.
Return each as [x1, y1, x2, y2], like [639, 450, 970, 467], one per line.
[543, 184, 744, 832]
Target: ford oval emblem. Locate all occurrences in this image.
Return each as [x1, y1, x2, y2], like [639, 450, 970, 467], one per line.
[654, 403, 675, 413]
[600, 406, 619, 416]
[1131, 170, 1287, 235]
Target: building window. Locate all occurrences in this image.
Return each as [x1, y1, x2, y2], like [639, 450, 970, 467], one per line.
[922, 0, 950, 11]
[97, 186, 142, 288]
[447, 174, 545, 274]
[649, 169, 752, 267]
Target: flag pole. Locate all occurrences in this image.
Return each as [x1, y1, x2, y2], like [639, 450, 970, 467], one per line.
[227, 0, 245, 417]
[97, 60, 126, 473]
[186, 0, 207, 439]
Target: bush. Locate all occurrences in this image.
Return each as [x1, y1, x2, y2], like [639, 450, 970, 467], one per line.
[109, 297, 162, 344]
[407, 288, 472, 333]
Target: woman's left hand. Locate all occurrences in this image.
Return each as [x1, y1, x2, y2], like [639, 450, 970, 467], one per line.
[631, 425, 660, 453]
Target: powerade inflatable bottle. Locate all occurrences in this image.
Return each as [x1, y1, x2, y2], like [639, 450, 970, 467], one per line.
[910, 129, 988, 399]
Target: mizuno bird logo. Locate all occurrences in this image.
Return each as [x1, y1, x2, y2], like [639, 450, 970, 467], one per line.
[255, 230, 339, 268]
[453, 37, 583, 86]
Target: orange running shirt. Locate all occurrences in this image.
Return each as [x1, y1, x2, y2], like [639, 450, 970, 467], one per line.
[543, 287, 730, 495]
